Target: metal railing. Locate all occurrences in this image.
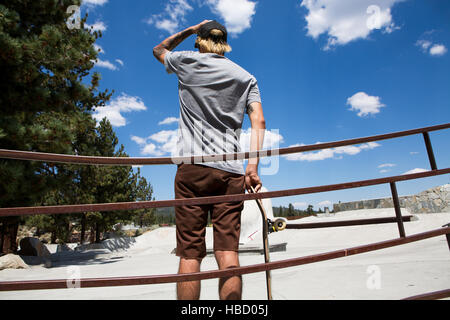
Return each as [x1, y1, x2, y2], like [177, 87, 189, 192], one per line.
[0, 123, 449, 299]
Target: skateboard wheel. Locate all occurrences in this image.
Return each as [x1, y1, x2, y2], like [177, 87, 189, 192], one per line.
[274, 218, 287, 231]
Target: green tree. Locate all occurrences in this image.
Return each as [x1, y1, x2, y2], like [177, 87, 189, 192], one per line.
[0, 0, 112, 253]
[287, 203, 295, 217]
[132, 168, 155, 228]
[87, 119, 137, 243]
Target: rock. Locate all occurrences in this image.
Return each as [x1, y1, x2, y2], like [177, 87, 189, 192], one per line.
[74, 243, 106, 252]
[334, 184, 450, 214]
[0, 254, 29, 270]
[18, 237, 51, 257]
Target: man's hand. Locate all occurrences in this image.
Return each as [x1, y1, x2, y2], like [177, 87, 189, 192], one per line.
[191, 20, 212, 34]
[153, 20, 210, 65]
[245, 164, 262, 193]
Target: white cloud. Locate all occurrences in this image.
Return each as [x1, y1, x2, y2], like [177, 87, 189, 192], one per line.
[93, 44, 123, 69]
[152, 19, 179, 34]
[429, 44, 447, 56]
[132, 129, 179, 156]
[142, 143, 165, 156]
[92, 48, 123, 70]
[206, 0, 257, 36]
[284, 142, 380, 162]
[301, 0, 404, 50]
[94, 58, 118, 71]
[93, 94, 147, 127]
[85, 21, 107, 32]
[159, 117, 179, 125]
[150, 130, 178, 144]
[347, 92, 386, 117]
[410, 151, 419, 155]
[82, 0, 108, 6]
[146, 0, 193, 34]
[378, 163, 395, 174]
[403, 168, 429, 175]
[131, 136, 147, 146]
[378, 163, 396, 168]
[416, 39, 432, 51]
[93, 44, 105, 54]
[416, 37, 447, 57]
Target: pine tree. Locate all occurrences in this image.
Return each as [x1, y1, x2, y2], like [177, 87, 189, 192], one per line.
[86, 119, 138, 243]
[288, 203, 294, 217]
[0, 0, 112, 253]
[132, 168, 155, 228]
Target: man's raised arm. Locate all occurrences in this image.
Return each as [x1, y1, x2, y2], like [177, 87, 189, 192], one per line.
[153, 20, 211, 64]
[245, 101, 266, 193]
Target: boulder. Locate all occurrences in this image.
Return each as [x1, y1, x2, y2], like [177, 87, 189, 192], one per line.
[0, 254, 29, 270]
[18, 237, 51, 257]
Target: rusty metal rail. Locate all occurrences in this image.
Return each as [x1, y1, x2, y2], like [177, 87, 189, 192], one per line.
[402, 288, 450, 300]
[0, 226, 448, 292]
[0, 123, 449, 166]
[286, 215, 414, 229]
[0, 168, 449, 218]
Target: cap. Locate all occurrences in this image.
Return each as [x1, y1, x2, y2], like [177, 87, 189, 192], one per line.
[197, 20, 228, 42]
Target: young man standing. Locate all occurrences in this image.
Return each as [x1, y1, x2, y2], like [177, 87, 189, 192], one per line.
[153, 20, 266, 300]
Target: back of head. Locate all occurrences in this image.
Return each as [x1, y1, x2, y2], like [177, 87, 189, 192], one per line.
[195, 21, 231, 55]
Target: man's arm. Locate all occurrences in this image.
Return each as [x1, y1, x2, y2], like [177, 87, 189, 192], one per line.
[153, 20, 211, 64]
[245, 101, 266, 193]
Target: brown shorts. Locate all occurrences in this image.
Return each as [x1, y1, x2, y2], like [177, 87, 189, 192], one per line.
[174, 164, 245, 259]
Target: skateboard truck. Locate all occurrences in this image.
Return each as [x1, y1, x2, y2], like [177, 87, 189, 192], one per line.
[268, 218, 287, 234]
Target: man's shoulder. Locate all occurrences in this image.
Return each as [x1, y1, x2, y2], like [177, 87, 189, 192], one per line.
[223, 58, 257, 81]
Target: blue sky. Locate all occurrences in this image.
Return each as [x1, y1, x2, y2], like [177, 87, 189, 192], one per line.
[81, 0, 450, 209]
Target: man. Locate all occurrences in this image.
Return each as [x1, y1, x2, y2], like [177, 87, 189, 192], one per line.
[153, 20, 266, 300]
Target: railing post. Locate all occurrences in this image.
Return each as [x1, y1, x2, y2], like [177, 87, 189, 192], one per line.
[443, 223, 450, 251]
[423, 132, 437, 171]
[447, 233, 450, 252]
[390, 182, 406, 238]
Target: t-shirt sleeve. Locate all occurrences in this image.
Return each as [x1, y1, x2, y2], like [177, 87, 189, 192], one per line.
[246, 77, 262, 107]
[164, 51, 183, 74]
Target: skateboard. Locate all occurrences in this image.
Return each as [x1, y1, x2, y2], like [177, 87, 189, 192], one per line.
[250, 186, 287, 300]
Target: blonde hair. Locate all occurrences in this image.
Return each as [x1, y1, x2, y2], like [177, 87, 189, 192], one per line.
[195, 29, 232, 55]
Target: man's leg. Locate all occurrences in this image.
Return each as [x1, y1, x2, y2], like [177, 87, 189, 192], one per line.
[174, 164, 211, 300]
[177, 257, 202, 300]
[215, 250, 242, 300]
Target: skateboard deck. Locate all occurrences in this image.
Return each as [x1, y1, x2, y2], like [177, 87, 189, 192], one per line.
[250, 186, 286, 300]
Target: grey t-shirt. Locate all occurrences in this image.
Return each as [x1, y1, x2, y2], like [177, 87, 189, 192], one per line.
[164, 50, 261, 175]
